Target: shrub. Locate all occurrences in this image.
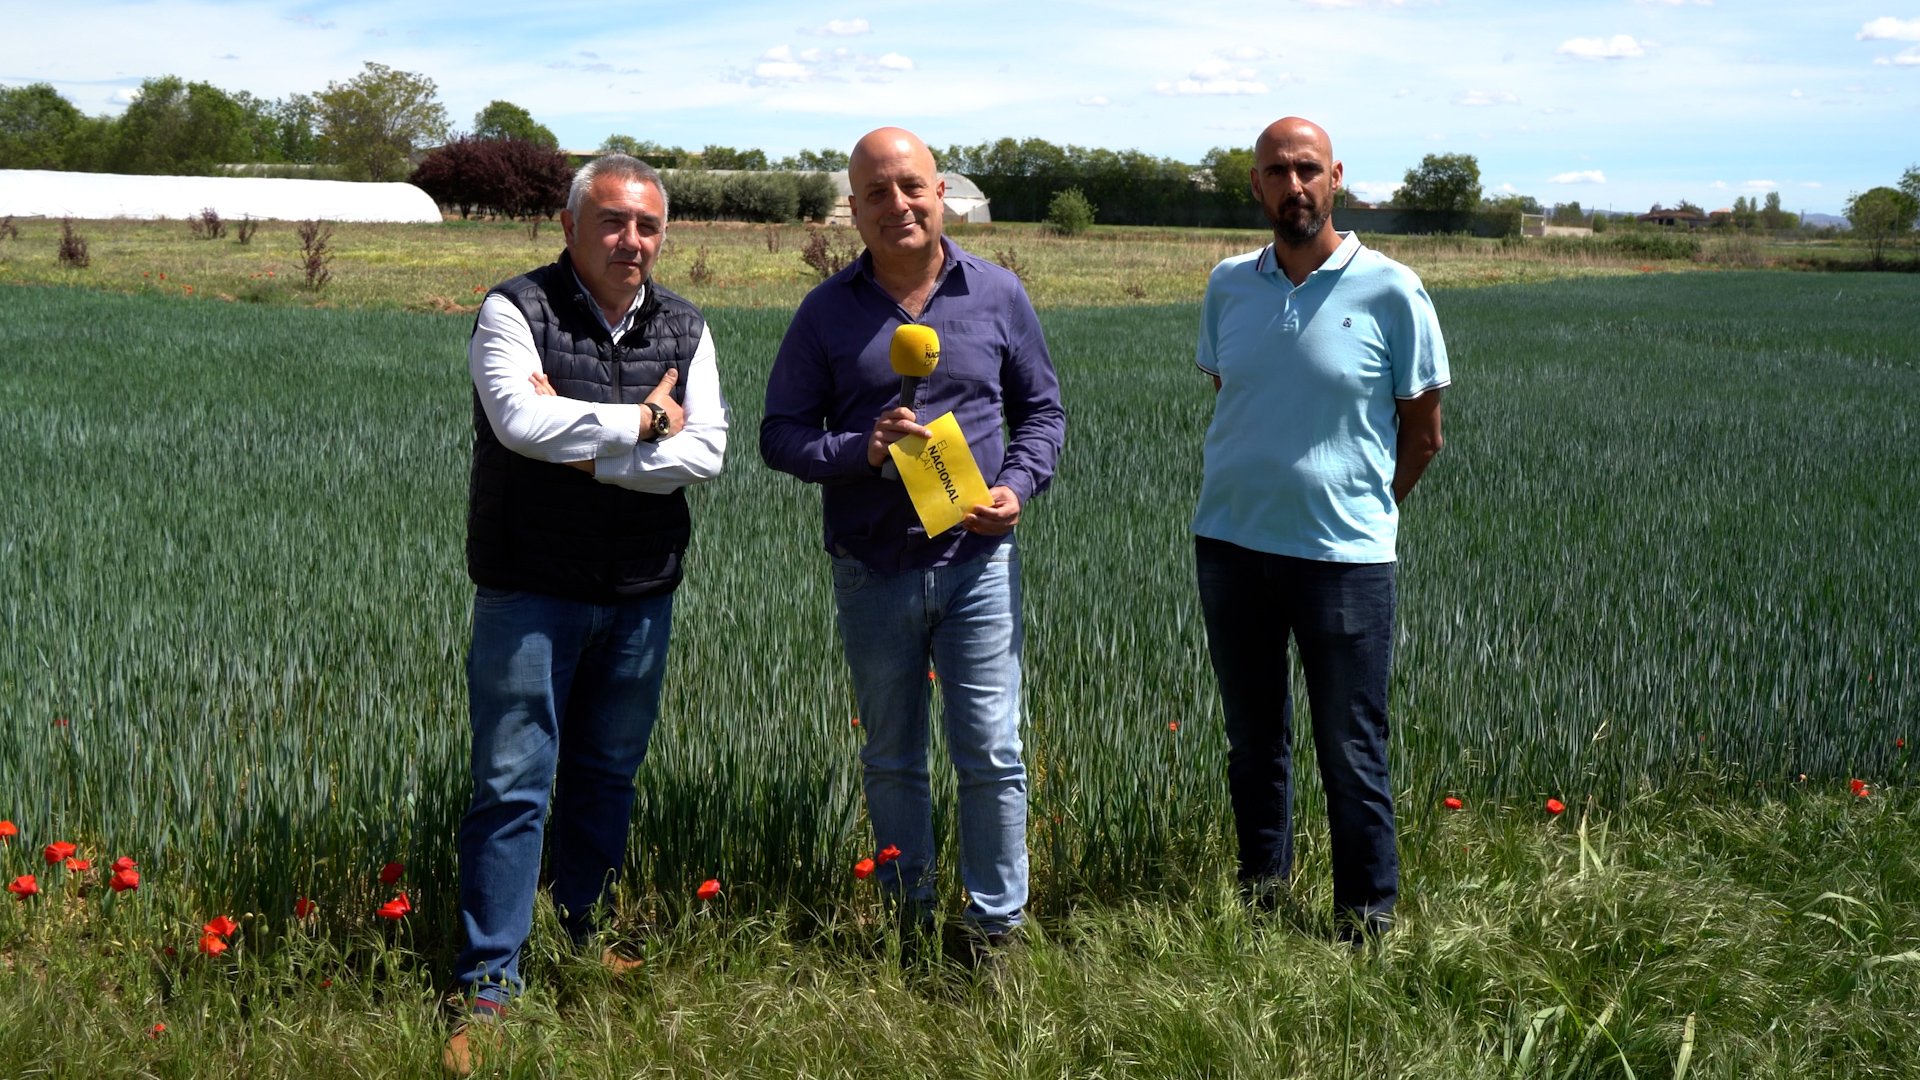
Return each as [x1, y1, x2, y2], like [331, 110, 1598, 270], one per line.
[763, 225, 782, 254]
[0, 215, 17, 241]
[189, 207, 226, 240]
[687, 245, 713, 286]
[409, 136, 570, 221]
[57, 218, 89, 268]
[235, 216, 258, 245]
[722, 172, 798, 223]
[793, 172, 837, 222]
[993, 247, 1029, 285]
[1046, 187, 1096, 236]
[799, 229, 858, 279]
[664, 171, 724, 220]
[297, 219, 333, 289]
[1607, 231, 1699, 260]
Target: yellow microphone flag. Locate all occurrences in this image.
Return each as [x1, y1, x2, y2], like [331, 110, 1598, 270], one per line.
[889, 323, 941, 378]
[887, 411, 991, 538]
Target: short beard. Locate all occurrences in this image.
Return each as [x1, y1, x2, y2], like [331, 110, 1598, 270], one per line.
[1268, 201, 1330, 246]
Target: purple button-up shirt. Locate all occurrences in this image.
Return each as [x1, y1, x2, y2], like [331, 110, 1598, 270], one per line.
[760, 237, 1066, 573]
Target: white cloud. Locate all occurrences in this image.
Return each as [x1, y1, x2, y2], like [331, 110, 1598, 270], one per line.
[1557, 35, 1646, 60]
[1454, 89, 1518, 106]
[755, 44, 810, 81]
[874, 52, 913, 71]
[111, 87, 141, 104]
[1156, 57, 1267, 95]
[1800, 182, 1823, 188]
[1548, 170, 1607, 183]
[1348, 180, 1402, 203]
[1219, 46, 1268, 61]
[1857, 17, 1920, 41]
[807, 18, 870, 36]
[1790, 88, 1804, 98]
[1079, 95, 1111, 107]
[1740, 179, 1777, 191]
[1711, 180, 1728, 189]
[1498, 182, 1518, 193]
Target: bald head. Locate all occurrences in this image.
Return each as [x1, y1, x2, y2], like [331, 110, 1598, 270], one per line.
[1255, 116, 1333, 163]
[1250, 115, 1343, 254]
[850, 126, 936, 181]
[847, 126, 946, 270]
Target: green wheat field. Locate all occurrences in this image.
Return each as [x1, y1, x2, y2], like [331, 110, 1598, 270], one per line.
[1, 264, 1916, 1078]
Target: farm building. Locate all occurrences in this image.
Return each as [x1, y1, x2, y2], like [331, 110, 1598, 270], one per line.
[0, 169, 443, 222]
[822, 170, 992, 226]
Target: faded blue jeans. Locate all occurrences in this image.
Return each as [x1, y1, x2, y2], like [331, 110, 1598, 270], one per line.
[1195, 535, 1398, 927]
[831, 541, 1028, 934]
[454, 585, 674, 1005]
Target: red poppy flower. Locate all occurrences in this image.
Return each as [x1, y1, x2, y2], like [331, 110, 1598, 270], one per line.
[877, 844, 901, 865]
[377, 893, 412, 920]
[198, 934, 228, 957]
[320, 978, 333, 988]
[379, 861, 405, 885]
[65, 857, 91, 872]
[43, 841, 76, 865]
[203, 914, 239, 939]
[853, 857, 875, 879]
[1899, 738, 1907, 750]
[1443, 796, 1464, 811]
[163, 946, 177, 957]
[696, 878, 721, 900]
[112, 856, 137, 873]
[110, 868, 140, 893]
[7, 875, 37, 899]
[148, 1023, 165, 1038]
[295, 897, 316, 919]
[851, 716, 860, 728]
[1545, 798, 1566, 816]
[53, 717, 68, 727]
[927, 670, 936, 681]
[0, 821, 16, 841]
[1168, 721, 1180, 732]
[1850, 778, 1870, 798]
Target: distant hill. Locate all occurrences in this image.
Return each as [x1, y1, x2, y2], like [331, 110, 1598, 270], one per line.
[1802, 213, 1848, 230]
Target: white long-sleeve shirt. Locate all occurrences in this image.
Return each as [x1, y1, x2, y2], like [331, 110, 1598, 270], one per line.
[468, 284, 728, 494]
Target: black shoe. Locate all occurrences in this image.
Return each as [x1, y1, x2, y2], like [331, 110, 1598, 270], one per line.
[1334, 911, 1394, 950]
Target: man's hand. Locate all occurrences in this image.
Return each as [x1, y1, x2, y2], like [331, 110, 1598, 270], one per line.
[867, 406, 933, 468]
[643, 367, 684, 440]
[963, 486, 1021, 535]
[528, 371, 596, 474]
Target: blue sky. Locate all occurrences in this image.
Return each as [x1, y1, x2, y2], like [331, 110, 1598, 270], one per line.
[10, 1, 1918, 215]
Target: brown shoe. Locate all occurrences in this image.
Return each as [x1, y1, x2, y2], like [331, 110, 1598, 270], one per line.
[442, 1001, 506, 1076]
[601, 947, 645, 976]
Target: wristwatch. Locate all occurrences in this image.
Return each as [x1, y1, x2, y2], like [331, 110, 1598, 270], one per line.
[644, 403, 670, 439]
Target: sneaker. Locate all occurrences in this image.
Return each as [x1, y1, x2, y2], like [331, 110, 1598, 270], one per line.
[1334, 911, 1395, 951]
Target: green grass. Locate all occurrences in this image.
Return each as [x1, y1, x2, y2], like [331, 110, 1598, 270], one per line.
[2, 269, 1917, 1076]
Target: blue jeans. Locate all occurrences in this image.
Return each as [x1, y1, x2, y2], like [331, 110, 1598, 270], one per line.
[831, 541, 1028, 934]
[455, 585, 674, 1005]
[1194, 535, 1398, 924]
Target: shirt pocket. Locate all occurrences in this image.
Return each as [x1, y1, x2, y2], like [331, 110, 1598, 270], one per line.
[936, 319, 1001, 381]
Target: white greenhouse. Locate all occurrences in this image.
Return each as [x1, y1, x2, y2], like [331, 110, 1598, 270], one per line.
[823, 171, 992, 227]
[0, 169, 443, 223]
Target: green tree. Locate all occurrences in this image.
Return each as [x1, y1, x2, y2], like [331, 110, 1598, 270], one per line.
[1394, 153, 1481, 212]
[1046, 186, 1096, 235]
[1550, 200, 1586, 225]
[1900, 165, 1920, 207]
[1199, 145, 1255, 202]
[315, 63, 451, 181]
[472, 100, 557, 148]
[1845, 186, 1919, 265]
[112, 76, 252, 174]
[0, 83, 85, 169]
[1759, 190, 1798, 231]
[597, 135, 686, 168]
[776, 147, 849, 171]
[699, 145, 767, 170]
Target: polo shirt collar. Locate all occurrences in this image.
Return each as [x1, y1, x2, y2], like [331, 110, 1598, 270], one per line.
[853, 235, 963, 292]
[1255, 230, 1362, 279]
[568, 263, 647, 336]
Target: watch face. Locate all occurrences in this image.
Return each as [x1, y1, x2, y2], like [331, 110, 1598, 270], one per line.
[653, 406, 671, 435]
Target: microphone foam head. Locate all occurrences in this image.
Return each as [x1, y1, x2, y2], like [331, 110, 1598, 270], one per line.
[889, 323, 941, 378]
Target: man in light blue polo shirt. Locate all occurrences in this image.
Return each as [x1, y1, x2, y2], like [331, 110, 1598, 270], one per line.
[1193, 116, 1448, 945]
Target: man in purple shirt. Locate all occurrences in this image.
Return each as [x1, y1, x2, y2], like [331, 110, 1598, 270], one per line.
[761, 127, 1065, 963]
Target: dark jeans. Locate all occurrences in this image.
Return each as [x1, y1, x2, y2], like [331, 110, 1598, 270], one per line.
[1195, 535, 1398, 923]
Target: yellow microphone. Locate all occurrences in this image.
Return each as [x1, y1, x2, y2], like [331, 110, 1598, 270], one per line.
[889, 323, 940, 418]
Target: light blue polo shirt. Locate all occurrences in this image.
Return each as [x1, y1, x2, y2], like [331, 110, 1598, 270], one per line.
[1193, 232, 1449, 563]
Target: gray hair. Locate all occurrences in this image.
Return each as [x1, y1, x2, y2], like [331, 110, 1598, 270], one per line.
[568, 154, 669, 220]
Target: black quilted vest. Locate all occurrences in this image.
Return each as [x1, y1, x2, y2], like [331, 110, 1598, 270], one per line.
[466, 251, 704, 601]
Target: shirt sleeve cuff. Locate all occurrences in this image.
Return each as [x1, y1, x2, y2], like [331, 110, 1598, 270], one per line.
[594, 404, 645, 457]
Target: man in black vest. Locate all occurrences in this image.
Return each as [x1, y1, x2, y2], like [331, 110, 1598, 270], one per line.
[447, 154, 727, 1072]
